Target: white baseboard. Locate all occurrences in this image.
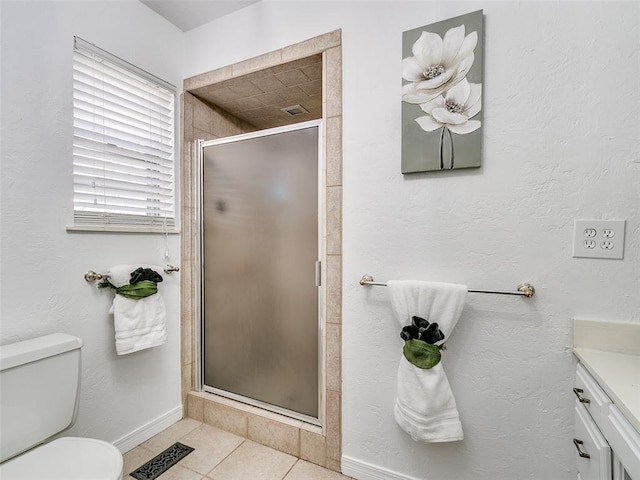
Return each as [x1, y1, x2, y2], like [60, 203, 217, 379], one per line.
[341, 455, 422, 480]
[113, 405, 183, 453]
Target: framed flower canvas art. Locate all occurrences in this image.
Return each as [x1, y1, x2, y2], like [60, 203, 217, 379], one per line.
[401, 10, 484, 173]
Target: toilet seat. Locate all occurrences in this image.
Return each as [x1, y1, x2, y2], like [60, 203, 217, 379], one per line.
[0, 437, 123, 480]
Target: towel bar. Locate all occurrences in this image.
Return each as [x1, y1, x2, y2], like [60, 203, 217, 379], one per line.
[359, 274, 535, 298]
[84, 265, 180, 283]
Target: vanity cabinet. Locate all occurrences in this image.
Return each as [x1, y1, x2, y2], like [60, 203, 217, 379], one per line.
[605, 406, 640, 480]
[575, 399, 611, 480]
[574, 363, 640, 480]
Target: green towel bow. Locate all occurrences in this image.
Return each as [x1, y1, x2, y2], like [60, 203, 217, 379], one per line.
[115, 280, 158, 299]
[98, 279, 158, 299]
[402, 339, 444, 369]
[400, 316, 446, 369]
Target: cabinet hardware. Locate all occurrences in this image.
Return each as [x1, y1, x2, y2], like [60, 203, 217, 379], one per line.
[573, 387, 591, 404]
[572, 438, 591, 459]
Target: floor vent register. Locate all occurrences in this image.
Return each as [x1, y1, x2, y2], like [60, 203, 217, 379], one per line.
[130, 442, 195, 480]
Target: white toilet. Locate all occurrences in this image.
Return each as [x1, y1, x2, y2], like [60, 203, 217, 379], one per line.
[0, 333, 123, 479]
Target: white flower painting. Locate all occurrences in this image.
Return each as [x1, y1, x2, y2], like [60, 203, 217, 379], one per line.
[402, 26, 477, 104]
[401, 11, 483, 173]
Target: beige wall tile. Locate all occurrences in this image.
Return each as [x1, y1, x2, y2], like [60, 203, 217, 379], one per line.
[300, 430, 327, 467]
[325, 457, 342, 473]
[326, 187, 342, 256]
[182, 94, 194, 145]
[282, 30, 341, 62]
[204, 398, 249, 438]
[181, 305, 192, 366]
[193, 100, 212, 132]
[232, 50, 283, 78]
[184, 65, 233, 91]
[325, 390, 341, 462]
[326, 255, 342, 325]
[187, 392, 204, 422]
[248, 415, 300, 457]
[273, 55, 322, 73]
[325, 115, 342, 187]
[326, 323, 342, 393]
[211, 107, 256, 138]
[324, 47, 342, 118]
[180, 138, 194, 207]
[181, 363, 192, 411]
[194, 127, 217, 141]
[200, 86, 236, 104]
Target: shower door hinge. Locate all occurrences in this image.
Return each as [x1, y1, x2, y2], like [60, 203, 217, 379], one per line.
[315, 261, 321, 287]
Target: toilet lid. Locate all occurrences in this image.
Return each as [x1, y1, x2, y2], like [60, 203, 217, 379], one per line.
[0, 437, 123, 480]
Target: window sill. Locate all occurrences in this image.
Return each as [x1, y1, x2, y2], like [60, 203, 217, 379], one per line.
[66, 225, 180, 234]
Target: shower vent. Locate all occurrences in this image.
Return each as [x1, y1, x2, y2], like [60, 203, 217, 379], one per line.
[280, 104, 308, 116]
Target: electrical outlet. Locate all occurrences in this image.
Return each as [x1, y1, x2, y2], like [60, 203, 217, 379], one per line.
[573, 220, 626, 259]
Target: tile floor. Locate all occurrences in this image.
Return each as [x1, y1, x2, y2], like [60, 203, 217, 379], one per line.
[123, 418, 353, 480]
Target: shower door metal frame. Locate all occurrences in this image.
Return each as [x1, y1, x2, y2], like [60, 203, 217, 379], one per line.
[196, 120, 324, 427]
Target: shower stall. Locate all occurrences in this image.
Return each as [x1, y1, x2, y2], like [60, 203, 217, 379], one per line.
[198, 121, 322, 424]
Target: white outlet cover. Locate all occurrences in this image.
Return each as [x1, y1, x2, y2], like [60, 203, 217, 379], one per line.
[573, 219, 626, 259]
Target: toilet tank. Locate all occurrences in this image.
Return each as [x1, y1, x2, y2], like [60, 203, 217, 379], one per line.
[0, 333, 83, 463]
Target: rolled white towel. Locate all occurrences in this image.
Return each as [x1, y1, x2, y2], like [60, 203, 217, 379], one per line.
[388, 280, 467, 442]
[105, 265, 167, 355]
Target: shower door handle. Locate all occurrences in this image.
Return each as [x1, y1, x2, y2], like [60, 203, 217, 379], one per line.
[315, 261, 321, 287]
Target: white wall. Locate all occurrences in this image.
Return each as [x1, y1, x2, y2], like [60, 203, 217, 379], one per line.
[0, 1, 184, 447]
[2, 1, 638, 478]
[182, 2, 639, 479]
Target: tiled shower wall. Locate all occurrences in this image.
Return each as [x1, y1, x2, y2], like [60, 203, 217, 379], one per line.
[183, 92, 257, 142]
[180, 31, 343, 472]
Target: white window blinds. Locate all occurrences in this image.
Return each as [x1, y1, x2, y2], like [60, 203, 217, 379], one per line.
[72, 37, 176, 232]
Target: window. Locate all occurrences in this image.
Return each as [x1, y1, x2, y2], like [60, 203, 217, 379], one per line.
[70, 37, 176, 233]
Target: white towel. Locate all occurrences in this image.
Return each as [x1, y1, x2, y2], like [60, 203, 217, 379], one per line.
[388, 280, 467, 442]
[106, 265, 167, 355]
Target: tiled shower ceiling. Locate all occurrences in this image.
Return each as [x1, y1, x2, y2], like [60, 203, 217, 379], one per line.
[189, 55, 322, 130]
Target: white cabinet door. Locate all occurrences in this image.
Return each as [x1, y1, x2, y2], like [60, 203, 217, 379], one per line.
[606, 406, 640, 480]
[613, 453, 634, 480]
[575, 402, 612, 480]
[576, 363, 613, 430]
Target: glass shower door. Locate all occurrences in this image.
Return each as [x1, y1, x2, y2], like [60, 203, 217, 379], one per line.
[201, 122, 320, 421]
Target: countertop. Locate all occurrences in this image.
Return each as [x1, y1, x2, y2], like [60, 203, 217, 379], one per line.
[573, 318, 640, 433]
